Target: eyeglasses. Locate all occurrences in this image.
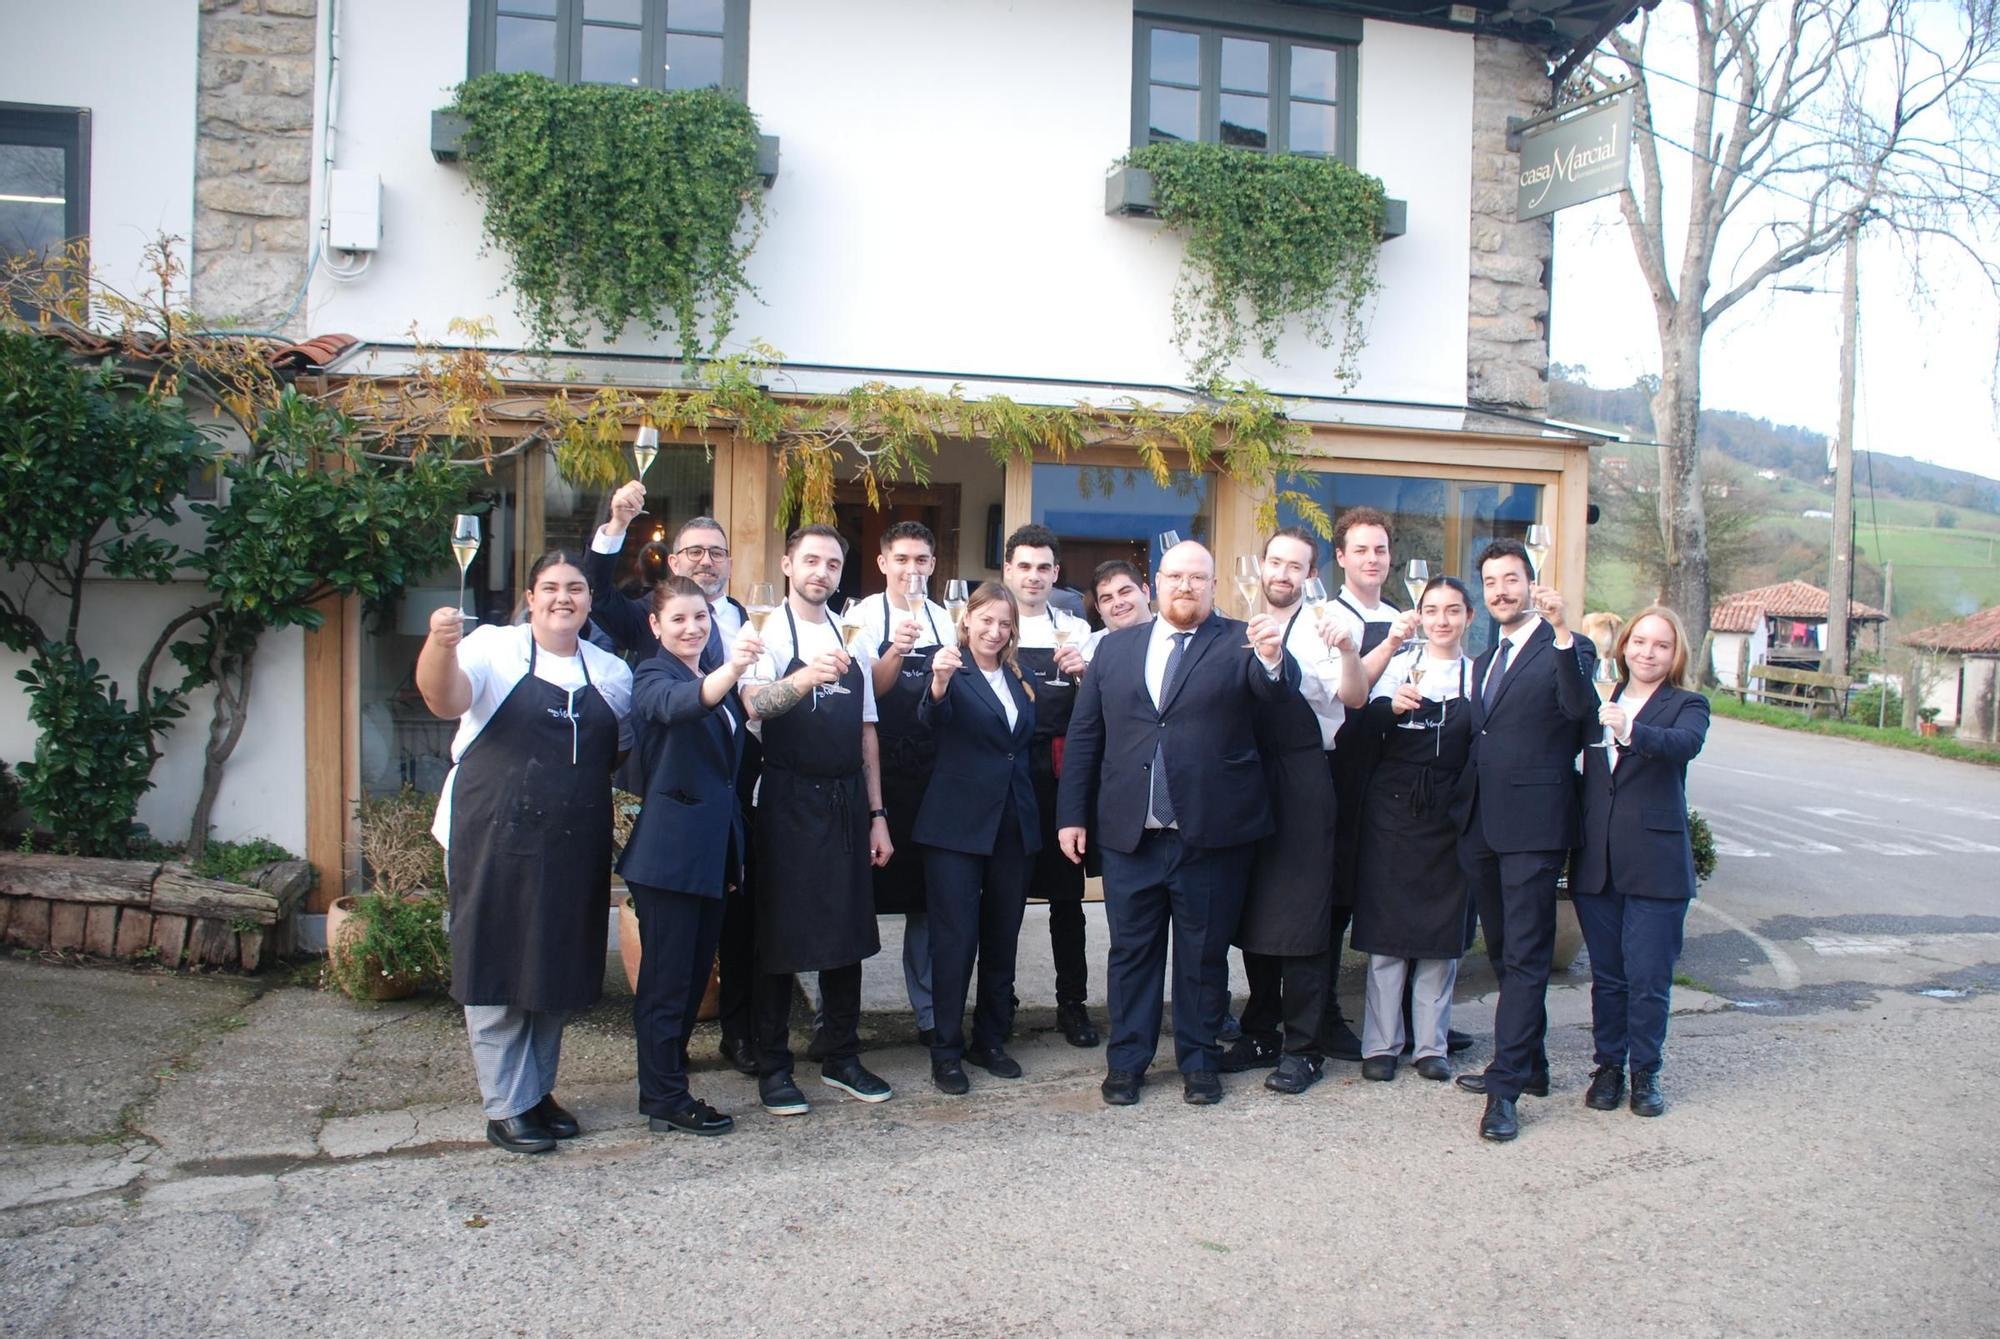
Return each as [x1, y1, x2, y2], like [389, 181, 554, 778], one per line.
[675, 545, 730, 562]
[1158, 573, 1212, 589]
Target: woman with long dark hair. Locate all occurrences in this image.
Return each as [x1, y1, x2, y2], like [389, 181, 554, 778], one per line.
[1351, 575, 1477, 1083]
[620, 576, 765, 1136]
[1571, 604, 1710, 1117]
[915, 581, 1040, 1095]
[416, 549, 634, 1154]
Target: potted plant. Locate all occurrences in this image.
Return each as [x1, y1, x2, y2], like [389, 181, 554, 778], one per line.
[1918, 706, 1942, 737]
[327, 787, 449, 1002]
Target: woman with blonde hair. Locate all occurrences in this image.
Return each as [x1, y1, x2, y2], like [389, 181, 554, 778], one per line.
[1569, 604, 1710, 1118]
[914, 582, 1040, 1094]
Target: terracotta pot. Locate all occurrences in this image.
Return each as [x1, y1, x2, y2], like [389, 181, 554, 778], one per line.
[1919, 721, 1940, 737]
[617, 895, 721, 1021]
[325, 895, 421, 1001]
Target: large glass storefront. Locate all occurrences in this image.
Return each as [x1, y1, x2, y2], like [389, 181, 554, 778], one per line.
[1031, 462, 1214, 617]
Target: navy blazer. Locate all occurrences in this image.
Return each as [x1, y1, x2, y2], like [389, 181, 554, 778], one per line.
[1056, 612, 1301, 854]
[1570, 684, 1710, 900]
[583, 544, 744, 670]
[1457, 619, 1599, 853]
[617, 653, 747, 898]
[913, 664, 1041, 857]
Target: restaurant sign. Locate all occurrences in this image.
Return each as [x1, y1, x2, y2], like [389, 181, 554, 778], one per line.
[1515, 92, 1633, 221]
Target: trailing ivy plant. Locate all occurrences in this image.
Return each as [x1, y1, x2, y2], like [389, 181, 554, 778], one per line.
[451, 73, 765, 359]
[1123, 141, 1386, 387]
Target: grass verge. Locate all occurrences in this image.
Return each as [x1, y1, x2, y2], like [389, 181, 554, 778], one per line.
[1707, 692, 2000, 768]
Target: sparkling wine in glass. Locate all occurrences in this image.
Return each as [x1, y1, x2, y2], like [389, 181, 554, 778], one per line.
[1404, 559, 1430, 611]
[902, 572, 927, 631]
[632, 423, 660, 482]
[746, 581, 778, 634]
[451, 514, 481, 625]
[1400, 649, 1430, 730]
[1049, 621, 1075, 687]
[1524, 524, 1552, 583]
[1234, 554, 1261, 618]
[1590, 654, 1621, 748]
[944, 579, 970, 640]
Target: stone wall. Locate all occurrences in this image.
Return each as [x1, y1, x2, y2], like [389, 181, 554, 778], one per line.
[193, 0, 317, 332]
[1467, 36, 1554, 414]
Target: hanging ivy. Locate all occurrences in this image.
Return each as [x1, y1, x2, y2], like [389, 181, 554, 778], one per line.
[1123, 141, 1386, 388]
[450, 73, 764, 359]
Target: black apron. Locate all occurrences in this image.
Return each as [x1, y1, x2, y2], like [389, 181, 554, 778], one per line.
[1018, 615, 1085, 902]
[753, 604, 881, 974]
[1239, 606, 1338, 957]
[446, 637, 619, 1012]
[871, 601, 945, 915]
[1350, 656, 1475, 960]
[1329, 595, 1392, 907]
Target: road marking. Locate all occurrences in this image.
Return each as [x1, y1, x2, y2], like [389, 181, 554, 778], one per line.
[1737, 805, 1932, 856]
[1706, 829, 1770, 858]
[1803, 934, 1912, 956]
[1693, 762, 2000, 823]
[1689, 899, 1802, 990]
[1704, 810, 1843, 854]
[1797, 807, 2000, 854]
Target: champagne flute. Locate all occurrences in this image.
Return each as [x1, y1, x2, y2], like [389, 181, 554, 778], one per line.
[1400, 646, 1430, 730]
[1157, 529, 1183, 553]
[1524, 524, 1552, 584]
[1404, 559, 1430, 611]
[632, 423, 660, 482]
[451, 514, 481, 626]
[746, 581, 778, 634]
[820, 606, 863, 695]
[902, 572, 927, 633]
[1300, 577, 1330, 660]
[1049, 620, 1075, 687]
[944, 578, 970, 641]
[1590, 654, 1621, 749]
[1234, 554, 1261, 619]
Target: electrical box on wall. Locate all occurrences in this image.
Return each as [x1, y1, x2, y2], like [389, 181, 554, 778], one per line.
[326, 169, 381, 252]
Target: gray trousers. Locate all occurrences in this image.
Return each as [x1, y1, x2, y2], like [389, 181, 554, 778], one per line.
[464, 1005, 570, 1120]
[1362, 955, 1457, 1061]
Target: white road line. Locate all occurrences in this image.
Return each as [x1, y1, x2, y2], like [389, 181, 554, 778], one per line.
[1696, 820, 1772, 857]
[1738, 805, 1932, 856]
[1689, 899, 1803, 990]
[1693, 761, 2000, 823]
[1702, 818, 1818, 856]
[1797, 807, 2000, 854]
[1803, 934, 1911, 956]
[1704, 810, 1844, 854]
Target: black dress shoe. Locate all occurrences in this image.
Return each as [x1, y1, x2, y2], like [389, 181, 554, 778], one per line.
[1264, 1054, 1323, 1095]
[1585, 1063, 1627, 1112]
[1361, 1054, 1398, 1082]
[486, 1114, 557, 1154]
[931, 1059, 969, 1096]
[1455, 1070, 1551, 1098]
[965, 1045, 1023, 1079]
[1319, 1019, 1365, 1062]
[1629, 1064, 1665, 1117]
[721, 1037, 759, 1077]
[532, 1094, 579, 1139]
[649, 1100, 734, 1136]
[1101, 1068, 1143, 1106]
[1446, 1028, 1475, 1055]
[1219, 1033, 1280, 1073]
[1479, 1095, 1520, 1142]
[1056, 1003, 1101, 1048]
[759, 1071, 811, 1117]
[1414, 1056, 1452, 1082]
[1183, 1070, 1223, 1105]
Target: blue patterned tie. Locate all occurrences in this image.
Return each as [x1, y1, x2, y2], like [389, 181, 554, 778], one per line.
[1482, 637, 1512, 712]
[1148, 632, 1192, 827]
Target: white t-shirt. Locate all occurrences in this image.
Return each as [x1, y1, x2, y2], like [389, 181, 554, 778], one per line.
[1273, 602, 1347, 749]
[430, 623, 635, 848]
[851, 591, 951, 665]
[981, 665, 1020, 729]
[1016, 606, 1090, 651]
[1374, 644, 1472, 706]
[744, 602, 878, 723]
[1323, 586, 1401, 695]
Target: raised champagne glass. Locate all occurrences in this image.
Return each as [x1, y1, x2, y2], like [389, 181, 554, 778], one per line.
[1235, 554, 1261, 619]
[1404, 558, 1430, 611]
[632, 423, 660, 482]
[746, 582, 778, 634]
[1590, 653, 1621, 748]
[1524, 524, 1552, 585]
[944, 579, 970, 641]
[902, 572, 927, 632]
[451, 514, 480, 626]
[820, 605, 863, 695]
[1049, 619, 1075, 687]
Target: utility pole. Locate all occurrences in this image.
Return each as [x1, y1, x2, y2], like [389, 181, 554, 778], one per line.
[1880, 560, 1893, 729]
[1827, 226, 1859, 682]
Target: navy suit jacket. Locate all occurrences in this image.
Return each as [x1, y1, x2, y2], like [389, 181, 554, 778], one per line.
[913, 664, 1040, 857]
[617, 653, 747, 898]
[582, 544, 743, 670]
[1057, 612, 1301, 854]
[1570, 684, 1710, 900]
[1457, 619, 1599, 853]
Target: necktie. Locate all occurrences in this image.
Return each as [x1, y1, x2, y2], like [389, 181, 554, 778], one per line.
[700, 605, 724, 672]
[1482, 637, 1512, 712]
[1148, 632, 1191, 827]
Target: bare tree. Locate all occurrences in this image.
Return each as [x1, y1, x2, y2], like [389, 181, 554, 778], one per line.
[1587, 0, 2000, 634]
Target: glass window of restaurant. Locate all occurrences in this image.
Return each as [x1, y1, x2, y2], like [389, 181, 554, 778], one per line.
[1277, 469, 1546, 660]
[1032, 462, 1214, 626]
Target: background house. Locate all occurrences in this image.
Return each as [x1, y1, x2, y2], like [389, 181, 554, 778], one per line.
[5, 0, 1627, 910]
[1904, 605, 2000, 742]
[1708, 579, 1889, 692]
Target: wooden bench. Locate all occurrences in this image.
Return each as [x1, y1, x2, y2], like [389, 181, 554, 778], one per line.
[1745, 661, 1853, 718]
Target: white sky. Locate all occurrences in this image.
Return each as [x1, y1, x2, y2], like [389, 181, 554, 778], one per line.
[1544, 6, 2000, 486]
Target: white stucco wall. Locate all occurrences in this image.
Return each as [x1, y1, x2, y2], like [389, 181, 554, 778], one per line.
[304, 0, 1476, 403]
[0, 1, 199, 298]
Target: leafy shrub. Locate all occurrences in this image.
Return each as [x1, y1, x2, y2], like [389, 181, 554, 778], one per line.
[1688, 807, 1717, 884]
[324, 891, 450, 1001]
[1848, 682, 1902, 727]
[191, 836, 297, 884]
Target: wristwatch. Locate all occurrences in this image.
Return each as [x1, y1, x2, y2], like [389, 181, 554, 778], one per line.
[869, 808, 888, 820]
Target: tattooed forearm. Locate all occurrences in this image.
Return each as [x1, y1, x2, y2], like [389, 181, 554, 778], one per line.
[750, 676, 808, 720]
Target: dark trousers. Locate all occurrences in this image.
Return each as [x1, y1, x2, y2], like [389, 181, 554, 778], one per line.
[1460, 827, 1563, 1102]
[716, 878, 757, 1048]
[755, 961, 861, 1077]
[1049, 896, 1088, 1007]
[923, 814, 1032, 1062]
[1100, 831, 1252, 1076]
[1240, 949, 1332, 1057]
[1574, 888, 1689, 1072]
[629, 882, 725, 1117]
[1307, 904, 1355, 1045]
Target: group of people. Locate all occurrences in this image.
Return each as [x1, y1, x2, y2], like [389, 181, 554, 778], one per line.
[415, 483, 1710, 1155]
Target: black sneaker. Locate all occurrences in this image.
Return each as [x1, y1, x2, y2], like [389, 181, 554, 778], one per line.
[649, 1100, 734, 1136]
[1219, 1033, 1280, 1073]
[1264, 1054, 1324, 1095]
[820, 1057, 892, 1103]
[965, 1045, 1023, 1079]
[759, 1072, 811, 1117]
